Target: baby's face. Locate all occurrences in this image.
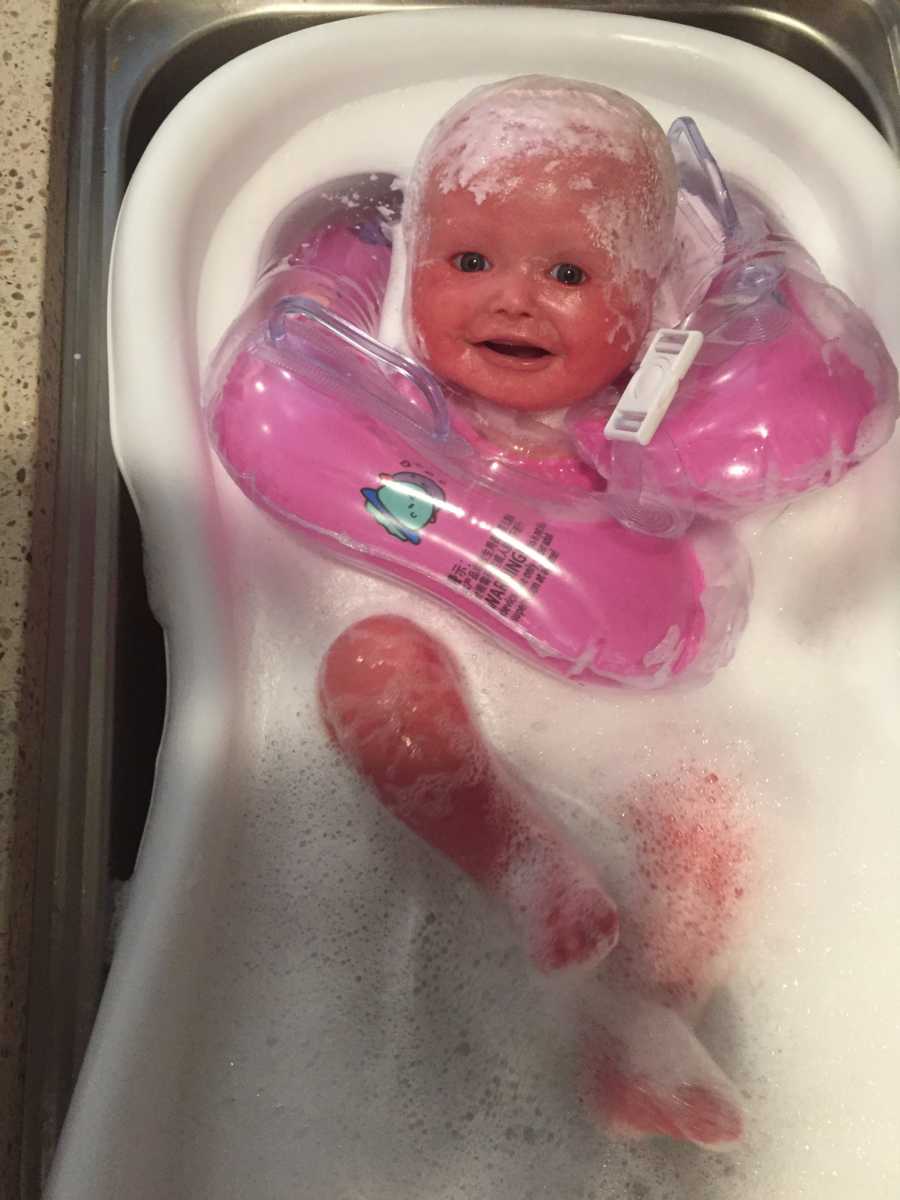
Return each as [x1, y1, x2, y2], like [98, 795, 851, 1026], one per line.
[410, 154, 656, 412]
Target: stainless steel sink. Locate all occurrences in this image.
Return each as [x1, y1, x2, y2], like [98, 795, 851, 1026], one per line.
[23, 0, 900, 1194]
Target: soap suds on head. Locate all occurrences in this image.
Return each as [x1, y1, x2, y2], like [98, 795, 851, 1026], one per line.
[412, 74, 674, 206]
[403, 73, 675, 241]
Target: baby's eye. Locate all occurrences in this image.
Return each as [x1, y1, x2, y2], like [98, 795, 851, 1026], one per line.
[550, 263, 587, 286]
[452, 251, 491, 273]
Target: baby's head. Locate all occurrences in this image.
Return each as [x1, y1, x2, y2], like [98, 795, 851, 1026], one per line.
[404, 75, 677, 413]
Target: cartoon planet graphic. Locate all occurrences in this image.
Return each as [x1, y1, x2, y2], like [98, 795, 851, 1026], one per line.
[362, 470, 446, 544]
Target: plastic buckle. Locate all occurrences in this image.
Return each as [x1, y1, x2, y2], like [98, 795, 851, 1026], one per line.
[604, 328, 703, 446]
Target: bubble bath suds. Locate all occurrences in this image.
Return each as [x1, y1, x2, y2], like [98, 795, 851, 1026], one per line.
[182, 78, 900, 1199]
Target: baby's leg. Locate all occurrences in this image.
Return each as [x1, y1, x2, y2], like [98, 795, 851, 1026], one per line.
[318, 615, 619, 973]
[320, 616, 746, 1147]
[580, 768, 750, 1147]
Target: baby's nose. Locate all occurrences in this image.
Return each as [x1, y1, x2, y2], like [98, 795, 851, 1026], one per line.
[489, 269, 536, 318]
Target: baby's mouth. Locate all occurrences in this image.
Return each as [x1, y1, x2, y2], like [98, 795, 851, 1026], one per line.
[477, 340, 553, 361]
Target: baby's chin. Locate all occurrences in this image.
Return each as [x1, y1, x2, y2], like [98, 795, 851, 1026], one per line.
[469, 388, 579, 414]
[463, 379, 599, 414]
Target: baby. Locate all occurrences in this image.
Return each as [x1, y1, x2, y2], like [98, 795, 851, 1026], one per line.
[320, 77, 748, 1150]
[403, 75, 677, 416]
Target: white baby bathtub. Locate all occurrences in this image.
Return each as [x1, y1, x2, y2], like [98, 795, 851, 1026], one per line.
[46, 9, 900, 1199]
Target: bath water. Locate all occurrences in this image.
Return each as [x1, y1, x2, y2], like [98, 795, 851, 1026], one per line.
[162, 79, 900, 1198]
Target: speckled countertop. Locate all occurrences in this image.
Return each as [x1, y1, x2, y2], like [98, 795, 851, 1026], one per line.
[1, 0, 69, 1194]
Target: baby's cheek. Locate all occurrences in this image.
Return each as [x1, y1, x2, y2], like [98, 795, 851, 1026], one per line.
[553, 297, 638, 392]
[587, 282, 650, 360]
[410, 286, 484, 398]
[409, 262, 453, 360]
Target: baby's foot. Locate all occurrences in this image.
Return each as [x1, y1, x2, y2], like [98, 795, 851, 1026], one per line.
[580, 986, 743, 1149]
[319, 615, 618, 972]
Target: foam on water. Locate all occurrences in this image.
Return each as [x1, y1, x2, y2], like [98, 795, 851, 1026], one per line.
[167, 77, 900, 1198]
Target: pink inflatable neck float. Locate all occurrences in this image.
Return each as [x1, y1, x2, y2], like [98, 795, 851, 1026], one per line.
[204, 106, 897, 688]
[572, 115, 899, 534]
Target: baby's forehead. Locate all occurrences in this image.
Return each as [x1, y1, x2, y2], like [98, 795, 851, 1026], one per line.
[418, 149, 653, 219]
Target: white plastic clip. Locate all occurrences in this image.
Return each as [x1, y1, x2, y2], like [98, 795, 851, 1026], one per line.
[604, 328, 703, 446]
